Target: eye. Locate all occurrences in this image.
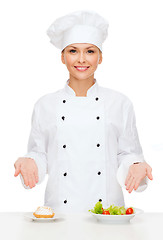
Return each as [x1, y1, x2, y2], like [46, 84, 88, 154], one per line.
[69, 49, 76, 53]
[87, 50, 94, 53]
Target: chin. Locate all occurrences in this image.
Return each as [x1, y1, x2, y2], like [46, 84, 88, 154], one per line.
[73, 73, 94, 81]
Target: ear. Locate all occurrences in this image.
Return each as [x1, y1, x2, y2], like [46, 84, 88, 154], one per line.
[98, 52, 103, 64]
[61, 51, 65, 64]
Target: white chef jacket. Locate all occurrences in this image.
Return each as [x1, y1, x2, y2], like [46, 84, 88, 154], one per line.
[23, 79, 146, 213]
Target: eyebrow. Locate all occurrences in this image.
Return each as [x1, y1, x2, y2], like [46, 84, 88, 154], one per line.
[68, 46, 95, 49]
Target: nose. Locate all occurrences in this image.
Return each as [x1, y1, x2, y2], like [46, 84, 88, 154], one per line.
[78, 52, 86, 63]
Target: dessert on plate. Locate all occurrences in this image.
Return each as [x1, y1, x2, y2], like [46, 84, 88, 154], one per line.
[33, 206, 55, 218]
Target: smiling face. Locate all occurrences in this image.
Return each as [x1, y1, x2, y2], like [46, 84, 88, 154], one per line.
[61, 43, 102, 82]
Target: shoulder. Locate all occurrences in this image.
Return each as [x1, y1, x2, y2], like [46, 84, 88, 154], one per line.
[99, 86, 133, 108]
[33, 89, 63, 109]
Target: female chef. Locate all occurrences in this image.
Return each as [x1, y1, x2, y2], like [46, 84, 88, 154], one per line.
[14, 11, 153, 213]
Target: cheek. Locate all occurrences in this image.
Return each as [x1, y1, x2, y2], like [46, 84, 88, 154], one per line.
[64, 56, 70, 65]
[90, 58, 100, 68]
[87, 54, 100, 67]
[65, 56, 77, 67]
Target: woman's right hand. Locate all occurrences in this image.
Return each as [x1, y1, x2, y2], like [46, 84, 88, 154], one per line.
[14, 157, 39, 189]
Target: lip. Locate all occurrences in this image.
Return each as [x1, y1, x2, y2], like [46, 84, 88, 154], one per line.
[74, 66, 90, 72]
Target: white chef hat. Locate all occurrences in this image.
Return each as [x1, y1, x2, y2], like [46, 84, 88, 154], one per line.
[47, 11, 109, 51]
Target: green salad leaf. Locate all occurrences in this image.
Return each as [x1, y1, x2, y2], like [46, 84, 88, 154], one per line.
[89, 201, 103, 214]
[106, 205, 126, 215]
[89, 202, 133, 215]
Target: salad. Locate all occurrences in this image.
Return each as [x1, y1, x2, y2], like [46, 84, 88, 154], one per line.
[89, 202, 134, 215]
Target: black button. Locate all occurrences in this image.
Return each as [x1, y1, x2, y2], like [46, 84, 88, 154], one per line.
[63, 100, 66, 103]
[95, 97, 99, 101]
[63, 145, 66, 148]
[98, 171, 101, 175]
[96, 116, 100, 120]
[62, 116, 65, 120]
[64, 200, 67, 204]
[63, 172, 67, 176]
[99, 199, 102, 202]
[97, 143, 100, 147]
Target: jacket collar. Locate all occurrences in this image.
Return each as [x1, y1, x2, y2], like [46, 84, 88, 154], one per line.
[64, 79, 99, 97]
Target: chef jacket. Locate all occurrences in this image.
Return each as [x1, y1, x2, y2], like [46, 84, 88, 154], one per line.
[23, 79, 146, 213]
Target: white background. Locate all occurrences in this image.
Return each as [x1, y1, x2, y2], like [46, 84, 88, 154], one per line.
[0, 0, 163, 212]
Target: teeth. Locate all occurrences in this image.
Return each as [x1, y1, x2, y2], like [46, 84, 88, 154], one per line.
[75, 67, 88, 69]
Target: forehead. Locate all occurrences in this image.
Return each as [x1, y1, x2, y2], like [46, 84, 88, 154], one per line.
[66, 43, 97, 50]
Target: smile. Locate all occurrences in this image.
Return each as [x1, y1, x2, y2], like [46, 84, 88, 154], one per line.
[74, 66, 89, 72]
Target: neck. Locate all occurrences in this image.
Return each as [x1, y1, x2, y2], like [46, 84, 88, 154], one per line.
[68, 76, 95, 97]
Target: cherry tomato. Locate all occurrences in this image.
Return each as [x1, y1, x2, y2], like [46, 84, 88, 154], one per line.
[102, 210, 110, 215]
[126, 208, 134, 214]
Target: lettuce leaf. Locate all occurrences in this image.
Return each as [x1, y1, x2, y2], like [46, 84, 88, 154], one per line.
[89, 201, 103, 214]
[89, 202, 131, 215]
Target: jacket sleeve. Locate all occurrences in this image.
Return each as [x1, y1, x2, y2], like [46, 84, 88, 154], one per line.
[116, 102, 148, 192]
[21, 102, 47, 188]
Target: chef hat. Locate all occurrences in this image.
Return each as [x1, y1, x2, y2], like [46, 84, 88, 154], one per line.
[47, 11, 109, 51]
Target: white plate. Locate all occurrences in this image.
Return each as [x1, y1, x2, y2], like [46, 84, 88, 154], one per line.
[24, 212, 58, 222]
[90, 208, 143, 223]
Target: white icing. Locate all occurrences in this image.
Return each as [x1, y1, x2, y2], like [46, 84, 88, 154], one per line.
[34, 206, 54, 215]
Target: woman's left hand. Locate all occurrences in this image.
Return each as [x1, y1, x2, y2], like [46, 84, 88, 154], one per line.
[125, 162, 153, 193]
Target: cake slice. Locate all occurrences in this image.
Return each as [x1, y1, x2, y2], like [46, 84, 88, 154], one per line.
[33, 206, 55, 218]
